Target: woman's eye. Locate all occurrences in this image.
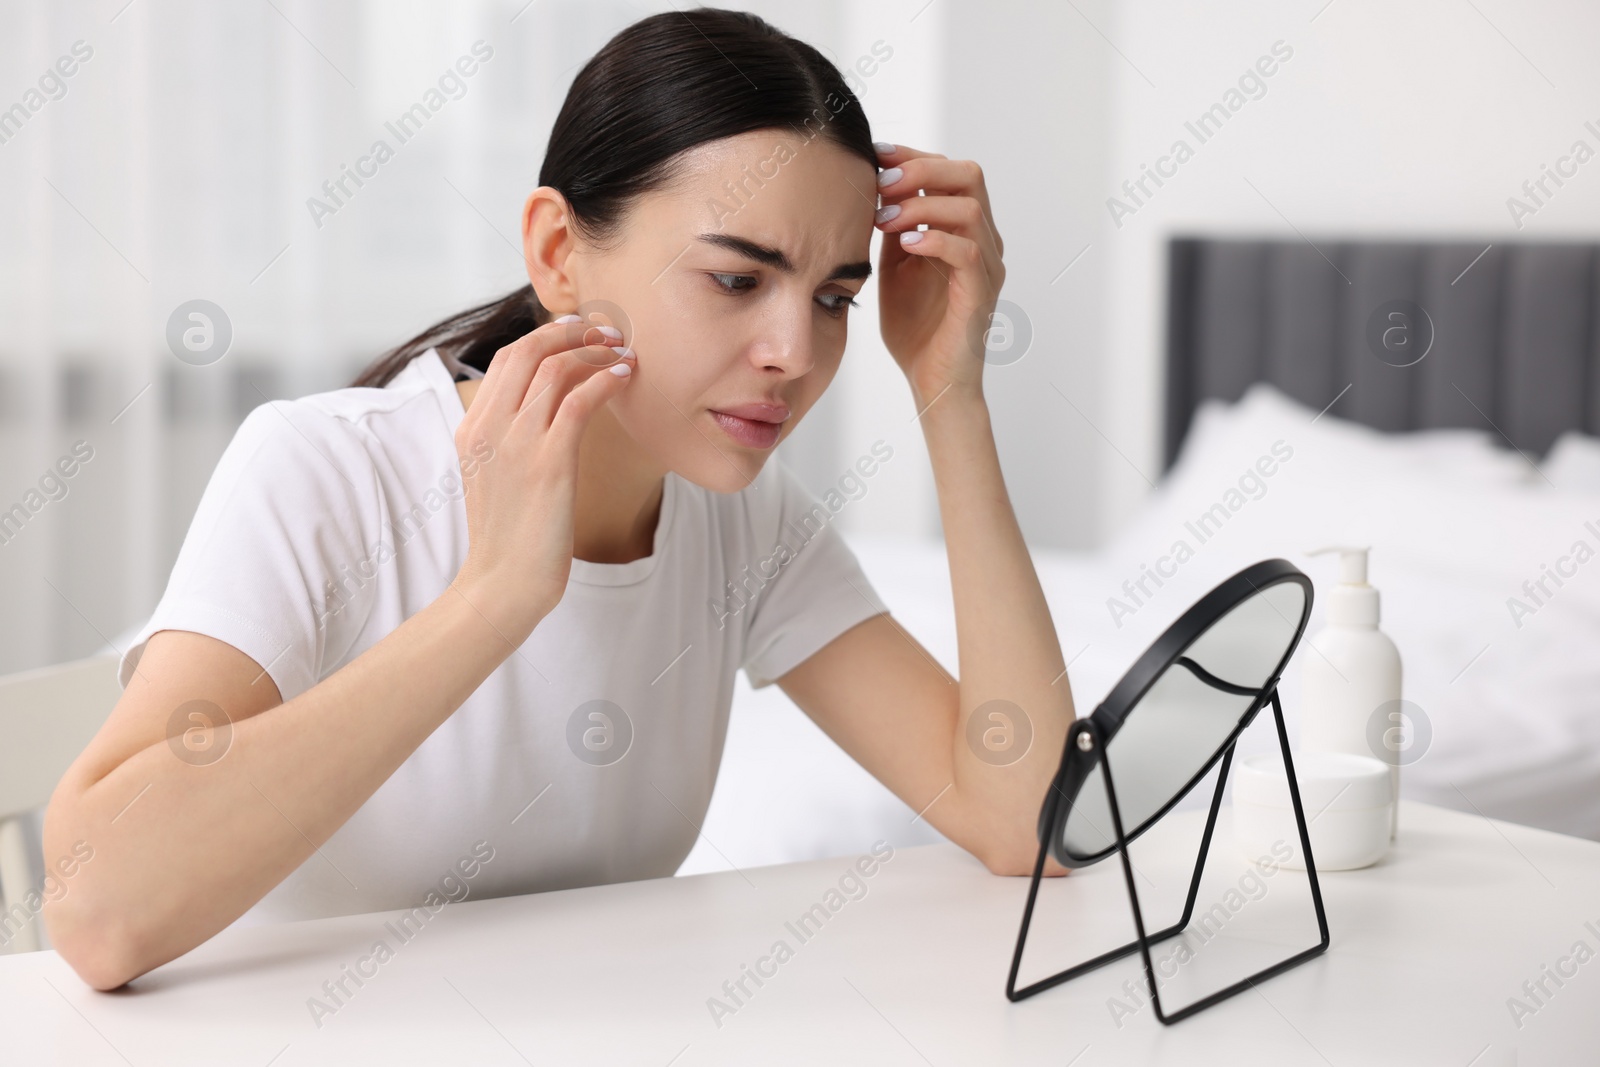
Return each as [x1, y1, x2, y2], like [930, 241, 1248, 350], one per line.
[709, 272, 757, 294]
[708, 273, 858, 316]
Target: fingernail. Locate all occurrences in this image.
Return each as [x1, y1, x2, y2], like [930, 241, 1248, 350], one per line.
[608, 363, 632, 377]
[873, 141, 896, 156]
[553, 313, 581, 323]
[877, 167, 902, 188]
[900, 230, 924, 245]
[596, 325, 623, 340]
[609, 346, 635, 360]
[875, 204, 901, 224]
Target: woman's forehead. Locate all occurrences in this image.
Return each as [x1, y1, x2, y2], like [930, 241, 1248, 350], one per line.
[637, 135, 877, 262]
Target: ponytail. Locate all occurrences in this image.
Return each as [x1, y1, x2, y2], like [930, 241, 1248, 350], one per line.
[349, 284, 547, 388]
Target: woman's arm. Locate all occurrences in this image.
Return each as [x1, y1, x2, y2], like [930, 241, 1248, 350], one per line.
[778, 141, 1074, 874]
[42, 583, 537, 991]
[923, 391, 1076, 864]
[43, 319, 634, 989]
[777, 398, 1074, 873]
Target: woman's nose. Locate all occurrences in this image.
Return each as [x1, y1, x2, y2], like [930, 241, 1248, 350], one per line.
[752, 306, 817, 376]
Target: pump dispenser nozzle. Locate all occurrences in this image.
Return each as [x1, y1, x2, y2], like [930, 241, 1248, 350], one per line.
[1308, 545, 1370, 584]
[1307, 546, 1379, 626]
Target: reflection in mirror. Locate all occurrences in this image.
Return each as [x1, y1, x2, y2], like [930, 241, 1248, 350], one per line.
[1061, 580, 1306, 859]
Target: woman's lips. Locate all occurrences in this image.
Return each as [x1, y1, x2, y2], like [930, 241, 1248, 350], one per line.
[710, 409, 783, 449]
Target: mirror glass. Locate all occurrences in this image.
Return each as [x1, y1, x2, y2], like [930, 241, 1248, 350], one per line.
[1059, 577, 1307, 861]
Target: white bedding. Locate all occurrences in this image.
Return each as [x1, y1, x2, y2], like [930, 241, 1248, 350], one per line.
[684, 386, 1600, 875]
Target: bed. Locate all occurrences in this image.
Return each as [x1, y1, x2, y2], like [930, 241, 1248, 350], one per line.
[684, 237, 1600, 876]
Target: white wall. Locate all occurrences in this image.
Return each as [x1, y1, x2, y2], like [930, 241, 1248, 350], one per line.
[1097, 0, 1600, 541]
[940, 0, 1115, 551]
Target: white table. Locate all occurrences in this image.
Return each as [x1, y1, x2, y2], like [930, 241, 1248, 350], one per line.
[1, 801, 1595, 1065]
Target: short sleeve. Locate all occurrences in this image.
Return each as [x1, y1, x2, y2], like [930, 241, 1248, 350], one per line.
[740, 462, 891, 689]
[118, 400, 380, 701]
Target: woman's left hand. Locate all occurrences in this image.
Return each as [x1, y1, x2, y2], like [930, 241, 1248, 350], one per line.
[873, 142, 1006, 407]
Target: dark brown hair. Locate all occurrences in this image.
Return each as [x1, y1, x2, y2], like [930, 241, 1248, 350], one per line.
[350, 7, 878, 389]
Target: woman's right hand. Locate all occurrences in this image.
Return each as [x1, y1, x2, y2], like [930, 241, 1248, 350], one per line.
[449, 316, 635, 640]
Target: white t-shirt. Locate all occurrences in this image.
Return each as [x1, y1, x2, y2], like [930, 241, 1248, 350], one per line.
[119, 347, 889, 924]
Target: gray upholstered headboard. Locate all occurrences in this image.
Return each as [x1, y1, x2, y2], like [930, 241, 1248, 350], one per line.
[1164, 237, 1600, 470]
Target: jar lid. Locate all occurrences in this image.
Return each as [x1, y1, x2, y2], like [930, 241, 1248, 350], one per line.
[1236, 751, 1391, 811]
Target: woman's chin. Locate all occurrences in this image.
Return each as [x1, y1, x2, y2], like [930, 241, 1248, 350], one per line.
[678, 452, 769, 494]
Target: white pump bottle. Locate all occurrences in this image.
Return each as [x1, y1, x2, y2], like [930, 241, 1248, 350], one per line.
[1299, 546, 1403, 840]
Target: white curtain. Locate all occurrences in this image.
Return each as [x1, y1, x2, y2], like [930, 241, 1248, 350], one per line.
[0, 0, 945, 677]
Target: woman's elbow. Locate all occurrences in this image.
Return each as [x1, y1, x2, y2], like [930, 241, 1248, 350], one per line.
[973, 832, 1071, 878]
[43, 895, 148, 991]
[40, 804, 149, 990]
[980, 845, 1039, 877]
[40, 791, 252, 991]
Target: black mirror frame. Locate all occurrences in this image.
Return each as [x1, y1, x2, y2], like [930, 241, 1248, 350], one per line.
[1044, 557, 1313, 868]
[1005, 558, 1331, 1025]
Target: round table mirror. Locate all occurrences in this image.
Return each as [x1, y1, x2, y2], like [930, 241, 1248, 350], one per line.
[1047, 558, 1313, 868]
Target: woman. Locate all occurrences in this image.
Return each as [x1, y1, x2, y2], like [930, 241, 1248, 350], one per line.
[41, 7, 1072, 991]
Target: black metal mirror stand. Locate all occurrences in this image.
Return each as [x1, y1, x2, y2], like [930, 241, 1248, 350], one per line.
[1005, 689, 1331, 1024]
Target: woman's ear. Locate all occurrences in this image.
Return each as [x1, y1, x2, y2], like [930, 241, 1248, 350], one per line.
[521, 186, 582, 313]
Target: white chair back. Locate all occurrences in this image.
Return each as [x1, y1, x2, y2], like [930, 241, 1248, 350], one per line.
[0, 653, 121, 953]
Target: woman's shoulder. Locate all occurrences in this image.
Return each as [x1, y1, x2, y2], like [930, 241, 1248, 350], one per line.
[292, 352, 455, 444]
[228, 353, 457, 494]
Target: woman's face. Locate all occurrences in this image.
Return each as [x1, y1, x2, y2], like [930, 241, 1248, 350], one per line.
[529, 129, 879, 493]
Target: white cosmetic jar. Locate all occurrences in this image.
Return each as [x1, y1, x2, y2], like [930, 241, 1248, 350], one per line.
[1233, 751, 1392, 871]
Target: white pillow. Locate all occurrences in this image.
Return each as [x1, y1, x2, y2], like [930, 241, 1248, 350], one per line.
[1545, 430, 1600, 494]
[1170, 383, 1535, 490]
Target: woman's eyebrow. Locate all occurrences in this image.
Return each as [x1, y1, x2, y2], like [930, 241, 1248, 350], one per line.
[695, 232, 872, 282]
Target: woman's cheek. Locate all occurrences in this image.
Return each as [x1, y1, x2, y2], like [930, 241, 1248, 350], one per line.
[609, 361, 685, 444]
